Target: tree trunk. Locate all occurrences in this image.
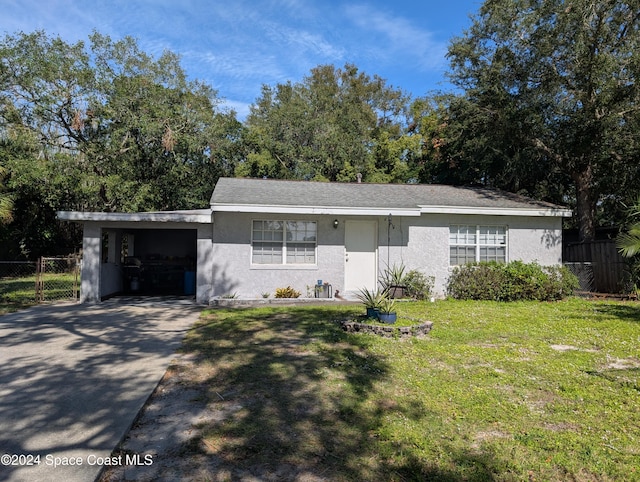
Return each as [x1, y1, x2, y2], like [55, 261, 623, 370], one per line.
[572, 165, 596, 242]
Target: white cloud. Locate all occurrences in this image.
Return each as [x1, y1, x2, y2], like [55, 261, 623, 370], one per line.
[0, 0, 464, 109]
[343, 3, 448, 71]
[220, 99, 252, 120]
[263, 23, 345, 59]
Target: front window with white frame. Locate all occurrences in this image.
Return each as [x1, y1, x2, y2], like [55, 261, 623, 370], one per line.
[449, 225, 507, 265]
[252, 220, 317, 265]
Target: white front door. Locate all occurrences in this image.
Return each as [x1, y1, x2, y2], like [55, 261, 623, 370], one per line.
[344, 220, 378, 292]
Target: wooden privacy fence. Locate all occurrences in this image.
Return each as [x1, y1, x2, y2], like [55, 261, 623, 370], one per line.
[563, 240, 627, 294]
[0, 255, 80, 304]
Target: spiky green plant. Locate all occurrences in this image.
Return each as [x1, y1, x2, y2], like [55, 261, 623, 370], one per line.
[617, 199, 640, 257]
[355, 287, 386, 309]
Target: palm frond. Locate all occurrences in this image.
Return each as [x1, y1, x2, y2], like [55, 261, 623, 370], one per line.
[616, 224, 640, 258]
[629, 198, 640, 218]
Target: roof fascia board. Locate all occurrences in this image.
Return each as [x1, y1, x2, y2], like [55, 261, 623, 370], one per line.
[211, 204, 421, 216]
[213, 204, 571, 217]
[57, 211, 212, 223]
[418, 206, 572, 217]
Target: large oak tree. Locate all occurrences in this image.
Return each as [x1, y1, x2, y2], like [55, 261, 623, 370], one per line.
[0, 30, 241, 257]
[445, 0, 640, 241]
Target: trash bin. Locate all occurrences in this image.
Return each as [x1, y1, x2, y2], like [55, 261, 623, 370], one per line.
[184, 271, 196, 295]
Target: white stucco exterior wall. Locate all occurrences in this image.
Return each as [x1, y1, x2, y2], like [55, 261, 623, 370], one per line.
[211, 212, 346, 299]
[211, 212, 564, 300]
[196, 223, 214, 303]
[382, 214, 564, 296]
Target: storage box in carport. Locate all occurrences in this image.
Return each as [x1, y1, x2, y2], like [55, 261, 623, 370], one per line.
[184, 271, 196, 295]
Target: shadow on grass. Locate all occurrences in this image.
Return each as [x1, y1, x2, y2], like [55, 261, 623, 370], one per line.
[593, 302, 640, 323]
[0, 277, 37, 306]
[179, 306, 501, 481]
[586, 367, 640, 392]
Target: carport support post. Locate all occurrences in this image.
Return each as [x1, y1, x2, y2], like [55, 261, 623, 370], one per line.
[80, 223, 102, 303]
[196, 224, 214, 304]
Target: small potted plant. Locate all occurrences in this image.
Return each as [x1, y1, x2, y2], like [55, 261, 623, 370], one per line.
[381, 263, 407, 299]
[377, 296, 397, 324]
[356, 287, 386, 318]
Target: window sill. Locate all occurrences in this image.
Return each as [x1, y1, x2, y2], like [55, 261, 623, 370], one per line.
[250, 264, 318, 270]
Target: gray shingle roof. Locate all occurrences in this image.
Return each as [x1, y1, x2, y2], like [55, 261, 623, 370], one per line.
[211, 177, 568, 215]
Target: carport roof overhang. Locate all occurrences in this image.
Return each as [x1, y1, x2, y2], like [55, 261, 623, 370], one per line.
[57, 209, 212, 223]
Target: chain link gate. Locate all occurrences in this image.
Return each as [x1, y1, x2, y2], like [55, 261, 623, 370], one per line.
[35, 255, 81, 302]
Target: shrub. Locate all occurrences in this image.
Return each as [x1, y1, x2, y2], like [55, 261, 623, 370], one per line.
[403, 270, 435, 300]
[274, 286, 301, 298]
[543, 264, 580, 300]
[446, 261, 578, 301]
[620, 257, 640, 296]
[446, 262, 507, 301]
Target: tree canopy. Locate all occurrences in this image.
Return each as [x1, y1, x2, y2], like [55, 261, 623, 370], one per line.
[0, 30, 241, 257]
[444, 0, 640, 241]
[241, 64, 418, 183]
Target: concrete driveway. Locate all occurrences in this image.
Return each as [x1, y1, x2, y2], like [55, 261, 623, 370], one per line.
[0, 297, 202, 482]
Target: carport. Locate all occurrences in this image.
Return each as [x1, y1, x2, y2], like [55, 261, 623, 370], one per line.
[57, 210, 214, 304]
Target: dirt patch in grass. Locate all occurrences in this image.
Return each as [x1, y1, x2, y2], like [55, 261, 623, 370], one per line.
[549, 344, 599, 353]
[99, 353, 217, 481]
[586, 357, 640, 392]
[542, 421, 580, 432]
[605, 357, 640, 370]
[469, 430, 512, 454]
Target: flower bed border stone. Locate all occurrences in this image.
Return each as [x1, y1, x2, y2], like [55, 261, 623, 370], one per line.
[338, 319, 433, 339]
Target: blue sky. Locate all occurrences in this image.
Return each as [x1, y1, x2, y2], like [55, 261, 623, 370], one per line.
[0, 0, 482, 119]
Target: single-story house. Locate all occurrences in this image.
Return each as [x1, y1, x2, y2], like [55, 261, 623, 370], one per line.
[57, 177, 572, 303]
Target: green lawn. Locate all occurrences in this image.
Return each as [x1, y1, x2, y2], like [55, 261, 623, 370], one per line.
[0, 273, 77, 314]
[178, 298, 639, 481]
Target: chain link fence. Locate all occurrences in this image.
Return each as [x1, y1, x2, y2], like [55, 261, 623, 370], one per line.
[0, 255, 80, 306]
[36, 255, 80, 302]
[0, 261, 37, 305]
[564, 262, 595, 293]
